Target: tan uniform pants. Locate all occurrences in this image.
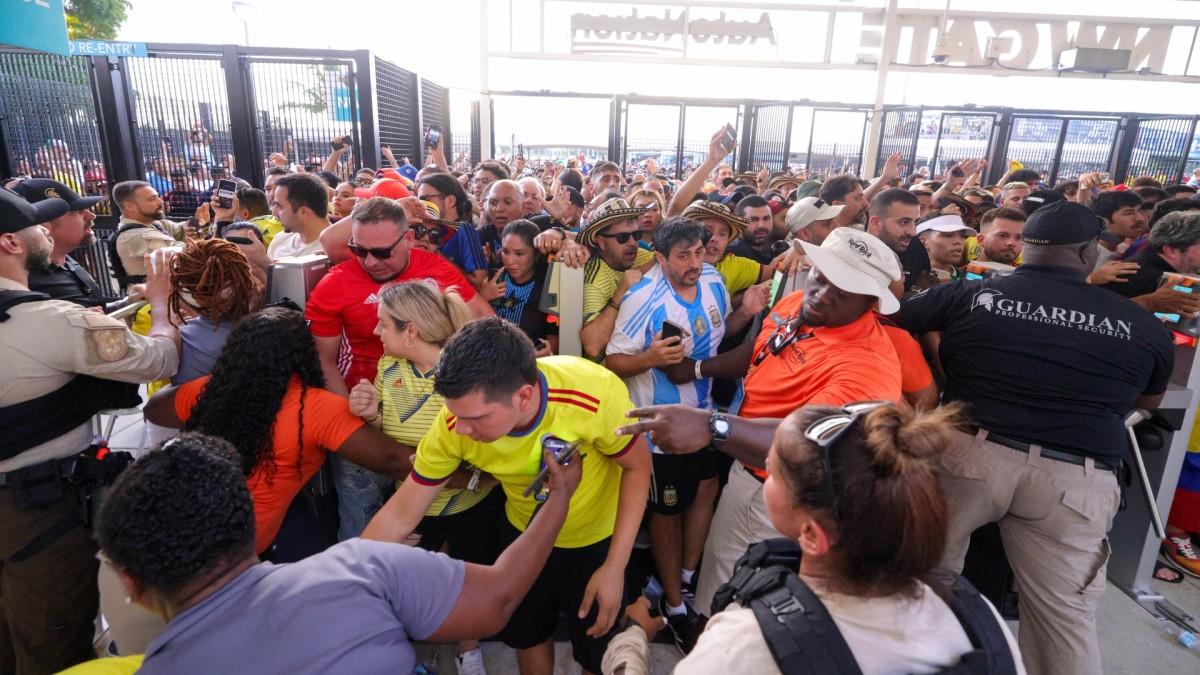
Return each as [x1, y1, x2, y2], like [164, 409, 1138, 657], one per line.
[939, 430, 1119, 675]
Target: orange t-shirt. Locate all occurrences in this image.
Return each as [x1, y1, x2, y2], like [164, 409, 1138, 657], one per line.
[175, 376, 365, 553]
[875, 314, 934, 396]
[741, 291, 904, 478]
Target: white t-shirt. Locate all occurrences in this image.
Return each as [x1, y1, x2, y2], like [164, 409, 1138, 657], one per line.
[677, 579, 1025, 675]
[267, 231, 324, 260]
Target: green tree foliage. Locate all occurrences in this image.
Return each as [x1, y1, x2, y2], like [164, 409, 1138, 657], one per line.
[65, 0, 132, 41]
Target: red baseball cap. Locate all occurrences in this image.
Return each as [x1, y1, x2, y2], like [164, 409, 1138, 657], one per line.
[355, 178, 411, 200]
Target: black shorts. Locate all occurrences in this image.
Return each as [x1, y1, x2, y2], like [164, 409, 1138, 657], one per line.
[414, 486, 505, 565]
[495, 521, 625, 673]
[647, 447, 720, 516]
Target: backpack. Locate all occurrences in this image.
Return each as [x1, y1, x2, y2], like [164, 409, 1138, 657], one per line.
[711, 539, 1018, 675]
[107, 222, 150, 288]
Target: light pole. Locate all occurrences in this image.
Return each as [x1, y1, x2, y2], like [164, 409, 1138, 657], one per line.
[231, 1, 256, 46]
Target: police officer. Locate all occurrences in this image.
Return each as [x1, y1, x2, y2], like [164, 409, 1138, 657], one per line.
[0, 186, 179, 674]
[10, 178, 140, 311]
[897, 200, 1175, 675]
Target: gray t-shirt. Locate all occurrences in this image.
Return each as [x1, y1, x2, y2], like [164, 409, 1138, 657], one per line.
[138, 539, 465, 674]
[172, 316, 233, 385]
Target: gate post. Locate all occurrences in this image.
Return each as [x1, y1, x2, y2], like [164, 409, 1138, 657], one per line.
[221, 45, 263, 189]
[89, 55, 141, 185]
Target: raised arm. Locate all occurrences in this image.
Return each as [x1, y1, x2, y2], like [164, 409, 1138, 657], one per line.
[667, 128, 730, 218]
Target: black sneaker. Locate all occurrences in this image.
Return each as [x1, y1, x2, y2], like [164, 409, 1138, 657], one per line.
[658, 594, 700, 655]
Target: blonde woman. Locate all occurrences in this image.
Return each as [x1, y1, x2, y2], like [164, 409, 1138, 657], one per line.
[348, 280, 502, 675]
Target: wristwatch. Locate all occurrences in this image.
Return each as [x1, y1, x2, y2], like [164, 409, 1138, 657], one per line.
[709, 411, 731, 446]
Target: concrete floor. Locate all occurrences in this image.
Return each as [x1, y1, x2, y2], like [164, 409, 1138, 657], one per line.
[105, 413, 1200, 673]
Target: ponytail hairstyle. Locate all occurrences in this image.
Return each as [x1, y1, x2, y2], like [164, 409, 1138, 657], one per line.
[774, 402, 964, 597]
[378, 280, 474, 347]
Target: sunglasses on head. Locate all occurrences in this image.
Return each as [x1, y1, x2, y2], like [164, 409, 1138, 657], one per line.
[596, 230, 638, 244]
[412, 224, 446, 245]
[347, 234, 405, 259]
[802, 401, 891, 532]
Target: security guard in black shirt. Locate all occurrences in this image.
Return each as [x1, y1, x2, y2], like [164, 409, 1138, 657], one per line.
[10, 178, 140, 311]
[898, 200, 1174, 675]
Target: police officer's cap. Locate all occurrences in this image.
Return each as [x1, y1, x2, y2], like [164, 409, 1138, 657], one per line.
[0, 186, 69, 235]
[1023, 200, 1119, 246]
[9, 178, 107, 212]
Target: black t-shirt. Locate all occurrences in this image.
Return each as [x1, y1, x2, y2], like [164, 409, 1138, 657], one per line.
[27, 256, 106, 308]
[727, 238, 774, 266]
[1099, 247, 1174, 299]
[898, 238, 932, 291]
[899, 265, 1174, 461]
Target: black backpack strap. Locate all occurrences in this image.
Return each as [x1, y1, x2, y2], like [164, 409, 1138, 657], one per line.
[712, 538, 804, 614]
[0, 290, 50, 322]
[712, 539, 862, 675]
[929, 571, 1019, 675]
[749, 571, 863, 675]
[108, 222, 148, 286]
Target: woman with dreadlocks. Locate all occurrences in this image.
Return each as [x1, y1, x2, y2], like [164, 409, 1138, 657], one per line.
[168, 237, 260, 384]
[144, 306, 413, 556]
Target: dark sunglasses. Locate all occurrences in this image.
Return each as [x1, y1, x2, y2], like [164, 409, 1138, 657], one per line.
[412, 224, 446, 245]
[802, 401, 891, 532]
[752, 314, 814, 366]
[347, 234, 405, 259]
[596, 230, 638, 244]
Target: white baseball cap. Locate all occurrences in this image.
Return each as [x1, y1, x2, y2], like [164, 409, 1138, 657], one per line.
[786, 196, 845, 234]
[795, 227, 903, 314]
[915, 214, 976, 236]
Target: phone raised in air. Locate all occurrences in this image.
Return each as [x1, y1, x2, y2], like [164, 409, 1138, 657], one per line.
[720, 124, 737, 153]
[425, 125, 442, 149]
[217, 179, 237, 209]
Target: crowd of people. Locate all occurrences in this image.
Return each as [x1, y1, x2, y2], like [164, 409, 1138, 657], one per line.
[3, 120, 1200, 675]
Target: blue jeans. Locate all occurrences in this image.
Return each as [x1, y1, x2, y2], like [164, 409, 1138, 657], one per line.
[329, 454, 394, 540]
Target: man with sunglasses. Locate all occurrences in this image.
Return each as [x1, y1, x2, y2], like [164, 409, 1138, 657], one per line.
[416, 173, 489, 291]
[305, 196, 493, 540]
[577, 198, 658, 360]
[897, 201, 1173, 675]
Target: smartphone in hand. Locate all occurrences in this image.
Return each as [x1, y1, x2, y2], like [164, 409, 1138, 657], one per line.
[720, 124, 737, 153]
[217, 179, 237, 209]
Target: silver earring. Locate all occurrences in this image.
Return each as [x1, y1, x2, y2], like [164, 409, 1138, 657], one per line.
[123, 596, 132, 605]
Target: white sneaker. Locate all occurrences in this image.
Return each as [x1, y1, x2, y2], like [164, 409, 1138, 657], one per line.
[455, 647, 487, 675]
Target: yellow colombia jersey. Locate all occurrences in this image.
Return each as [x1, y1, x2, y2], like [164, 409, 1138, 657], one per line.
[582, 247, 657, 321]
[715, 253, 761, 295]
[375, 355, 493, 518]
[412, 355, 637, 548]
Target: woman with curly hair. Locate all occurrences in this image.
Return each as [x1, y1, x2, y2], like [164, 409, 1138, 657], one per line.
[145, 306, 412, 555]
[168, 237, 261, 384]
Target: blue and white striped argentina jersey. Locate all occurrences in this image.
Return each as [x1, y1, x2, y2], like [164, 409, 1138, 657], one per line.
[607, 263, 730, 431]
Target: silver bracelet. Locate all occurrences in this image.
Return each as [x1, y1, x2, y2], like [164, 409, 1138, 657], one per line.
[694, 359, 704, 381]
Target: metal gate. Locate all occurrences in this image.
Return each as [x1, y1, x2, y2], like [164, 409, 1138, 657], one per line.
[0, 50, 108, 204]
[806, 108, 869, 177]
[1124, 115, 1200, 185]
[615, 96, 743, 179]
[914, 110, 997, 177]
[747, 102, 792, 172]
[124, 52, 237, 203]
[420, 78, 452, 162]
[875, 106, 921, 178]
[1004, 115, 1120, 185]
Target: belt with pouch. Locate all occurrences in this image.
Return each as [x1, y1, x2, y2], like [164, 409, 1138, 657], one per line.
[966, 426, 1117, 473]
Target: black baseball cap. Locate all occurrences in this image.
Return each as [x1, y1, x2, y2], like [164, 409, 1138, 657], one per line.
[0, 186, 70, 235]
[10, 178, 106, 212]
[562, 185, 585, 208]
[1023, 200, 1119, 245]
[1020, 189, 1066, 217]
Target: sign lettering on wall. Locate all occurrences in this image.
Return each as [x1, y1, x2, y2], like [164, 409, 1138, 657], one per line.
[517, 1, 1196, 77]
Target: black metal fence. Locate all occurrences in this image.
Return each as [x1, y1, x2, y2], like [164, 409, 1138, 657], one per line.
[0, 44, 453, 221]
